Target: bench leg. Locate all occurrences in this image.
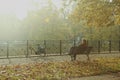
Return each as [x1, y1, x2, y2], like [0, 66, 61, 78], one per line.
[71, 55, 74, 61]
[86, 54, 90, 61]
[71, 54, 76, 61]
[71, 55, 76, 61]
[73, 54, 76, 60]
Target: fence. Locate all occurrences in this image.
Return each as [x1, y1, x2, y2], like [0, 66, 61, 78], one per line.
[88, 40, 120, 53]
[0, 40, 119, 59]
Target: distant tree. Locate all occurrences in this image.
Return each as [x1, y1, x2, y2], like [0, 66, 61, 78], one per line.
[23, 4, 72, 40]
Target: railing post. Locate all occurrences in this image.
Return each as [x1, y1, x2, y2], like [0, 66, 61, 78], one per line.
[109, 40, 111, 53]
[26, 40, 29, 58]
[119, 25, 120, 52]
[74, 39, 76, 47]
[44, 40, 46, 56]
[60, 40, 62, 55]
[119, 40, 120, 52]
[7, 41, 9, 58]
[98, 40, 100, 53]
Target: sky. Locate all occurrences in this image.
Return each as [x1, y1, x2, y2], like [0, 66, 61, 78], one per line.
[0, 0, 62, 20]
[0, 0, 31, 20]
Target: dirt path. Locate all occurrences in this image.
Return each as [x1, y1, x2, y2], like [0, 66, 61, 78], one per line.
[0, 53, 119, 65]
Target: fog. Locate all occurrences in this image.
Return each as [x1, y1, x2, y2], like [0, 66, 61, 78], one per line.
[0, 0, 119, 41]
[0, 0, 75, 40]
[0, 15, 23, 40]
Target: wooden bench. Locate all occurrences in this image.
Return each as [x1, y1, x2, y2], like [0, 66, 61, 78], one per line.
[69, 46, 93, 61]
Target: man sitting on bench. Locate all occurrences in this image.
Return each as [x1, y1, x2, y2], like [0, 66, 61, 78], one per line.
[79, 39, 88, 48]
[69, 38, 92, 61]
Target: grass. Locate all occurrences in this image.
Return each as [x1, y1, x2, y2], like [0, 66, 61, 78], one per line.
[0, 57, 119, 80]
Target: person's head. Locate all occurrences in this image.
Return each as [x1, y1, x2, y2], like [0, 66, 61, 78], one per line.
[83, 39, 86, 42]
[83, 39, 87, 43]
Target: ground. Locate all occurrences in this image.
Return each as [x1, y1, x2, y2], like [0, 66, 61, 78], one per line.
[0, 53, 119, 80]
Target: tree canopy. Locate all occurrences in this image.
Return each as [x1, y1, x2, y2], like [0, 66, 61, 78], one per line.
[69, 0, 120, 27]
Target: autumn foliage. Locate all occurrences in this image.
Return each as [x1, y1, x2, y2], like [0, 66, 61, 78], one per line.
[70, 0, 120, 27]
[0, 57, 119, 80]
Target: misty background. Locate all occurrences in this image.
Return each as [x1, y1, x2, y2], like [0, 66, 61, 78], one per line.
[0, 0, 119, 41]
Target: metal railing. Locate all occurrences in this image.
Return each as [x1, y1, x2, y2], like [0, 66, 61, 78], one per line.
[0, 40, 119, 59]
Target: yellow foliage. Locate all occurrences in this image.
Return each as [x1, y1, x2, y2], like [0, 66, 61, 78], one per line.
[115, 15, 120, 25]
[70, 0, 120, 27]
